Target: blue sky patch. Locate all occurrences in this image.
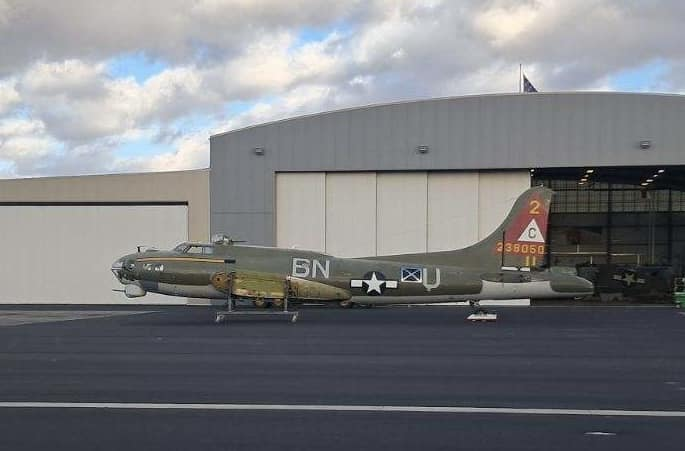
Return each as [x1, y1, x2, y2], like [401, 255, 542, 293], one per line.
[107, 52, 168, 83]
[609, 60, 669, 91]
[297, 26, 331, 44]
[293, 20, 353, 48]
[223, 100, 255, 117]
[0, 160, 14, 176]
[115, 134, 170, 159]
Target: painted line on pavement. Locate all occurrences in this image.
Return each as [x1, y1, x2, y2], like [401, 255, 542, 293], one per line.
[0, 402, 684, 417]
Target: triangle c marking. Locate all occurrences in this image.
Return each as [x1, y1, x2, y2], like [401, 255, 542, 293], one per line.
[518, 219, 545, 243]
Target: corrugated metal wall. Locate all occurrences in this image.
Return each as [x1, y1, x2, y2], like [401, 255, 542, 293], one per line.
[0, 170, 209, 304]
[275, 171, 530, 257]
[211, 92, 685, 246]
[0, 170, 209, 241]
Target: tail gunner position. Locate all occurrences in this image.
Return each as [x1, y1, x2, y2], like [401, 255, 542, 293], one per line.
[112, 186, 594, 320]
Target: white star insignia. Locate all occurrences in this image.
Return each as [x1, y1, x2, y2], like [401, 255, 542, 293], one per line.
[364, 272, 385, 294]
[350, 272, 398, 295]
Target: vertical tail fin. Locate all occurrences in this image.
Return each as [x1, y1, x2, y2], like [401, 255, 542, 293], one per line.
[478, 185, 553, 269]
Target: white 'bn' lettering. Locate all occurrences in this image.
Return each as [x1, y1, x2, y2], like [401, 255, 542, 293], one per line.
[312, 259, 330, 279]
[292, 258, 310, 277]
[291, 258, 330, 279]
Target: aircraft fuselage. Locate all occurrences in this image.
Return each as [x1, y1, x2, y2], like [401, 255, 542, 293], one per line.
[112, 244, 593, 304]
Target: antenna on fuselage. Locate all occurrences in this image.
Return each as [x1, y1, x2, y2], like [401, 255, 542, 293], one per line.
[211, 233, 246, 246]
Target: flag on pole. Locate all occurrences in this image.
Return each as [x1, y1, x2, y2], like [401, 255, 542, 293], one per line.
[522, 73, 538, 93]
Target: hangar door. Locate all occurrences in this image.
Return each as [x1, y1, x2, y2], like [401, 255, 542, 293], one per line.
[276, 171, 530, 257]
[0, 204, 188, 304]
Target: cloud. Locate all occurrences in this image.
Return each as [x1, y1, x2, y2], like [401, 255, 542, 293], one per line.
[14, 60, 216, 144]
[0, 118, 52, 157]
[0, 118, 59, 177]
[131, 131, 209, 172]
[0, 0, 364, 74]
[0, 79, 19, 114]
[474, 1, 541, 45]
[10, 28, 346, 146]
[2, 0, 685, 178]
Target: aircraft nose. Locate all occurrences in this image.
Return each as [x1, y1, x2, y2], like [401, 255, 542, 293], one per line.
[111, 257, 124, 271]
[111, 257, 124, 280]
[111, 256, 136, 283]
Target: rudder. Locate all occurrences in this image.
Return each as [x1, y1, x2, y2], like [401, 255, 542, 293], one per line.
[485, 185, 552, 269]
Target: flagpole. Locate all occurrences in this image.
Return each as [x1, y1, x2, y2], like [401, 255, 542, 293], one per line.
[519, 64, 522, 93]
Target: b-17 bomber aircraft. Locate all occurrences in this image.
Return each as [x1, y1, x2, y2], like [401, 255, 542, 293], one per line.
[111, 186, 594, 321]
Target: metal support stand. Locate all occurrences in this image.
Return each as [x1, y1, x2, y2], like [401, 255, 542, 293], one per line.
[466, 301, 498, 322]
[214, 275, 298, 324]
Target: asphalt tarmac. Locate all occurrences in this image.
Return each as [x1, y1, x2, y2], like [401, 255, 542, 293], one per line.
[0, 305, 684, 450]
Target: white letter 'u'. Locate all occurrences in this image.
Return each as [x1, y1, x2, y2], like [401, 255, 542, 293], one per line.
[422, 268, 441, 291]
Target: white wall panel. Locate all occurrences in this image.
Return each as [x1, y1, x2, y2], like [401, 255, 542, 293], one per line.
[427, 172, 479, 251]
[376, 172, 428, 256]
[478, 172, 531, 239]
[276, 173, 325, 251]
[274, 170, 529, 258]
[0, 205, 187, 304]
[325, 173, 376, 257]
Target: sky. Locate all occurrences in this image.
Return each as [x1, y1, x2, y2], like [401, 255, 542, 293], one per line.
[0, 0, 684, 179]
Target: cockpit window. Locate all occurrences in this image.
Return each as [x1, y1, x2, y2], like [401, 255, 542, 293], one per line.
[173, 243, 189, 253]
[173, 243, 214, 255]
[185, 245, 214, 255]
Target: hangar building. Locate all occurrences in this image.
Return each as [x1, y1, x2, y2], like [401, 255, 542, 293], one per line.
[210, 92, 685, 273]
[0, 170, 208, 304]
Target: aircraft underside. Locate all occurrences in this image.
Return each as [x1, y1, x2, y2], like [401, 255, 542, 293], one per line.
[143, 279, 581, 305]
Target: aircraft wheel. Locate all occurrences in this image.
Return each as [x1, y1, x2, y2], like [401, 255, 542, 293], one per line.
[253, 298, 267, 308]
[339, 300, 355, 308]
[272, 298, 284, 308]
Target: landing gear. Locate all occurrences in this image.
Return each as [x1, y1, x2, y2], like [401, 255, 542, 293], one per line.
[467, 301, 497, 322]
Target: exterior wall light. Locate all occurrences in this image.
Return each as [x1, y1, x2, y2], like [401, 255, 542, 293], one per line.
[416, 145, 429, 154]
[253, 147, 265, 156]
[639, 140, 652, 150]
